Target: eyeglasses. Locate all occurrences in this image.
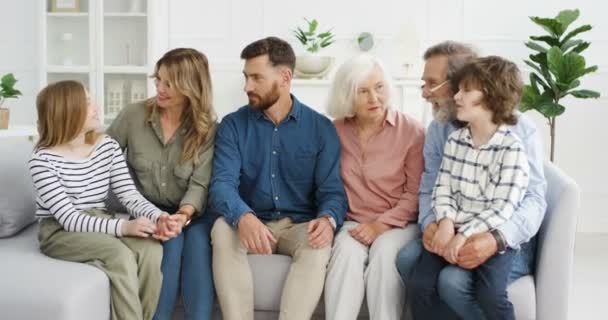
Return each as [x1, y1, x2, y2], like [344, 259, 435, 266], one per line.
[421, 80, 449, 94]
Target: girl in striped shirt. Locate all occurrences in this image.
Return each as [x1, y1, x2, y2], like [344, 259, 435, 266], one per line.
[408, 56, 530, 320]
[30, 80, 179, 320]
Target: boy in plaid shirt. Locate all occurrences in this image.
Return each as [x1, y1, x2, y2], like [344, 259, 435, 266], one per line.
[409, 56, 529, 320]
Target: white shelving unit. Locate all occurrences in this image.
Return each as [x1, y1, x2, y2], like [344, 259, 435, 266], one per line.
[40, 0, 168, 127]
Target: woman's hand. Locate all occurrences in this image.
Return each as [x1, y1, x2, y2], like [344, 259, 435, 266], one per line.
[349, 221, 392, 246]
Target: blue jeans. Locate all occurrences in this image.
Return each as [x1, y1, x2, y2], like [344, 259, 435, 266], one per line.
[396, 237, 535, 320]
[409, 246, 515, 320]
[153, 213, 217, 320]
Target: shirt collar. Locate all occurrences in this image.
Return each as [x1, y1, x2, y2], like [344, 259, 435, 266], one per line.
[384, 108, 397, 127]
[463, 124, 509, 147]
[146, 104, 187, 136]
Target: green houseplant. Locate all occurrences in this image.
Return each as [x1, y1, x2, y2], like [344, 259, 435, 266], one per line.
[521, 9, 600, 161]
[0, 73, 23, 129]
[292, 18, 335, 54]
[291, 18, 336, 78]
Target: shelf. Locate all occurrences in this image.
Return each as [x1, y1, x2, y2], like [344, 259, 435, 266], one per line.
[47, 12, 89, 18]
[0, 125, 38, 138]
[104, 66, 149, 74]
[47, 65, 91, 73]
[104, 13, 147, 17]
[292, 77, 421, 87]
[292, 79, 332, 86]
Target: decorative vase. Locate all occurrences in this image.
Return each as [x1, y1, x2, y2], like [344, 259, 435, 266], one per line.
[0, 108, 9, 129]
[294, 55, 334, 79]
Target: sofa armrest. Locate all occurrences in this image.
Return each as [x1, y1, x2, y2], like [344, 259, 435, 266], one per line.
[535, 161, 579, 320]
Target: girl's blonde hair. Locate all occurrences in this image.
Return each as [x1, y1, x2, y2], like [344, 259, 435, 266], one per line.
[146, 48, 216, 163]
[35, 80, 98, 149]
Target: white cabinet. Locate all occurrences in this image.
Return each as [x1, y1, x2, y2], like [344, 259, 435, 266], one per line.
[40, 0, 168, 126]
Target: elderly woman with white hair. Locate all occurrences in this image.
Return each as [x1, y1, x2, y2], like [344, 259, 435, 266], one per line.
[324, 54, 425, 320]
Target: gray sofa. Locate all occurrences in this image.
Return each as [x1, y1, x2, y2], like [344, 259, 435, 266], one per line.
[0, 137, 579, 320]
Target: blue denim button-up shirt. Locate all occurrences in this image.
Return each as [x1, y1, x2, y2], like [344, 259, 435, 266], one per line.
[209, 95, 347, 228]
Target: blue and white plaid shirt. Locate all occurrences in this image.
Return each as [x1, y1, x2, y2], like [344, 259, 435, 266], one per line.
[432, 125, 530, 238]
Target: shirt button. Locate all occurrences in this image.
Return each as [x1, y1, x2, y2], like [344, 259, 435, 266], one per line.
[277, 211, 281, 215]
[271, 173, 275, 178]
[274, 196, 279, 200]
[274, 128, 278, 132]
[272, 150, 277, 155]
[161, 166, 166, 170]
[161, 182, 166, 187]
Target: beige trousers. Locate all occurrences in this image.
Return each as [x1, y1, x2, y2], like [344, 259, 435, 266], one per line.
[211, 217, 332, 320]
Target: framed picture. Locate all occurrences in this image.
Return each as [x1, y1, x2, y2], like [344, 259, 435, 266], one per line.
[50, 0, 81, 13]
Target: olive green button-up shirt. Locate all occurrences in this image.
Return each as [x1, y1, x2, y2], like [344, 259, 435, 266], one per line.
[107, 102, 216, 216]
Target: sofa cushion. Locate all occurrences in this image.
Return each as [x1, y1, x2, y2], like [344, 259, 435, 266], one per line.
[0, 223, 110, 320]
[508, 275, 536, 320]
[0, 139, 36, 237]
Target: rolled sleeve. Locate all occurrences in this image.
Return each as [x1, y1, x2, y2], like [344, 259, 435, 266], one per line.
[314, 122, 348, 228]
[209, 117, 254, 227]
[180, 127, 216, 216]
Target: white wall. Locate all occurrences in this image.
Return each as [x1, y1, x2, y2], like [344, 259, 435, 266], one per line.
[1, 0, 606, 232]
[0, 0, 39, 125]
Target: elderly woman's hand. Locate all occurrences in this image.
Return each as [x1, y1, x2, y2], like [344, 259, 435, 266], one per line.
[349, 221, 392, 246]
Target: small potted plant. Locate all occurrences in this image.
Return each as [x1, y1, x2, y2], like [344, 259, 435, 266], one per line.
[0, 73, 22, 129]
[292, 18, 335, 78]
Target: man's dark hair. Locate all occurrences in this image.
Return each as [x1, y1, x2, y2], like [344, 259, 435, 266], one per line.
[240, 37, 295, 72]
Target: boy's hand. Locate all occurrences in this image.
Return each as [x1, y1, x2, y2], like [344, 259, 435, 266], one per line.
[431, 218, 455, 255]
[443, 234, 466, 264]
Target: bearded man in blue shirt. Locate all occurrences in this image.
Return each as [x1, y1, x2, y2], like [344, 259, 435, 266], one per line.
[208, 36, 347, 320]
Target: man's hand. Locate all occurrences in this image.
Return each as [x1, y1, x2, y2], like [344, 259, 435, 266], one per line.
[238, 212, 276, 255]
[443, 233, 466, 264]
[432, 219, 455, 255]
[349, 221, 392, 246]
[422, 222, 439, 252]
[308, 216, 334, 249]
[457, 232, 498, 269]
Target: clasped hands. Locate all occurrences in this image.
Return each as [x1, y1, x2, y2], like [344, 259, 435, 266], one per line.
[121, 205, 193, 241]
[422, 219, 498, 269]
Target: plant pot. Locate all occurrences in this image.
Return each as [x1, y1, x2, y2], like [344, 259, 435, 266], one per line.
[0, 108, 9, 129]
[295, 55, 334, 79]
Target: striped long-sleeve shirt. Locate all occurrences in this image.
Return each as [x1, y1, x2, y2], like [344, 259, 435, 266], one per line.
[29, 135, 162, 236]
[431, 125, 530, 238]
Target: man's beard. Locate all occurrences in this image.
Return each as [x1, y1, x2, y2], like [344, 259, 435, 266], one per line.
[248, 82, 280, 111]
[432, 98, 458, 123]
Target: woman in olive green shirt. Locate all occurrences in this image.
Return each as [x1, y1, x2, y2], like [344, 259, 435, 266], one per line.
[107, 48, 217, 320]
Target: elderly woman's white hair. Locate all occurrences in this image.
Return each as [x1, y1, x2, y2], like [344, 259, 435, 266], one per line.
[326, 54, 394, 119]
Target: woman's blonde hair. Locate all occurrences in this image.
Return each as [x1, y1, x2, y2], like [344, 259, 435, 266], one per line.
[326, 54, 393, 119]
[35, 80, 98, 149]
[146, 48, 216, 163]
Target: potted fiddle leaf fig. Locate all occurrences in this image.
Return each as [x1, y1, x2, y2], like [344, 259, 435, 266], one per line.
[521, 9, 600, 161]
[0, 73, 23, 129]
[292, 18, 336, 78]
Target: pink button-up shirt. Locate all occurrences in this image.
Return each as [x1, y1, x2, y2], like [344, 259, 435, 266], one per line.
[334, 109, 425, 227]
